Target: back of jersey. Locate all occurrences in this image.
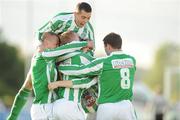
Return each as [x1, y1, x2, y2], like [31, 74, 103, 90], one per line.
[58, 51, 95, 103]
[98, 52, 136, 104]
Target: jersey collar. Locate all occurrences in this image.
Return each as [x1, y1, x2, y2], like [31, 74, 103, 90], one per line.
[110, 50, 124, 56]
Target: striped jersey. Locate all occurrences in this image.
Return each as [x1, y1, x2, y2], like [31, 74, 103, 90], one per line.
[59, 51, 136, 104]
[37, 12, 94, 43]
[57, 51, 97, 103]
[31, 53, 57, 104]
[31, 41, 88, 104]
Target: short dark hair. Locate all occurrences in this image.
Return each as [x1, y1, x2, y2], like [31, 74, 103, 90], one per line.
[103, 32, 122, 49]
[76, 2, 92, 13]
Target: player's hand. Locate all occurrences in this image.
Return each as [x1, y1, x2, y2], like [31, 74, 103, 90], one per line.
[48, 82, 59, 90]
[87, 41, 94, 50]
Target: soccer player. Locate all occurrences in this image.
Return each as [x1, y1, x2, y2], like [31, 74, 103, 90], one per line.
[59, 32, 137, 120]
[37, 2, 95, 55]
[47, 32, 97, 120]
[7, 32, 92, 120]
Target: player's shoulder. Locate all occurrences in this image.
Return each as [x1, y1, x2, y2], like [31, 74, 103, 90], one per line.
[127, 54, 136, 61]
[123, 53, 135, 59]
[122, 53, 136, 64]
[110, 51, 136, 62]
[122, 53, 136, 62]
[53, 12, 73, 21]
[93, 56, 107, 64]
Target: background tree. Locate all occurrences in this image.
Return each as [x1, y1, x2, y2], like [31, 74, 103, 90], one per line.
[143, 42, 180, 101]
[0, 29, 25, 103]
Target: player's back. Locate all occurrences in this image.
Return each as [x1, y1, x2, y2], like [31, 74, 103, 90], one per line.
[98, 51, 136, 104]
[58, 51, 95, 103]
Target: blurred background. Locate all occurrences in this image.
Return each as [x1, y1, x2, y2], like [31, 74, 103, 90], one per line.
[0, 0, 179, 120]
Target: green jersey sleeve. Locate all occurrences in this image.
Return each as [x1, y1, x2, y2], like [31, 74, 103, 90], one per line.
[42, 41, 88, 59]
[71, 77, 97, 89]
[59, 57, 105, 77]
[37, 16, 65, 40]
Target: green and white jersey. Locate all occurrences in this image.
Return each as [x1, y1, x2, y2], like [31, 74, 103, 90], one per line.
[31, 53, 57, 104]
[37, 12, 94, 43]
[31, 41, 88, 104]
[59, 51, 136, 104]
[42, 41, 88, 59]
[57, 51, 96, 103]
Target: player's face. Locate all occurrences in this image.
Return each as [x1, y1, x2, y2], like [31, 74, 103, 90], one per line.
[74, 10, 91, 28]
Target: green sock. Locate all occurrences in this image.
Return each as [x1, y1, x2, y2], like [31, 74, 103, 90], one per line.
[7, 88, 31, 120]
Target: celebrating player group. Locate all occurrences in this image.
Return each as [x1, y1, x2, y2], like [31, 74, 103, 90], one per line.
[7, 2, 137, 120]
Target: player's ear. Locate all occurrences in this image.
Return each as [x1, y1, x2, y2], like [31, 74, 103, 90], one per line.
[106, 44, 111, 50]
[74, 11, 78, 16]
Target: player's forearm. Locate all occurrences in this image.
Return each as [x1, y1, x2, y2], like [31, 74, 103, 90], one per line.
[48, 81, 73, 90]
[57, 81, 73, 88]
[51, 78, 97, 89]
[72, 77, 98, 89]
[48, 77, 97, 89]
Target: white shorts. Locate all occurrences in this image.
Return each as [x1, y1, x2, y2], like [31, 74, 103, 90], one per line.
[96, 100, 137, 120]
[86, 113, 97, 120]
[53, 98, 85, 120]
[31, 103, 54, 120]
